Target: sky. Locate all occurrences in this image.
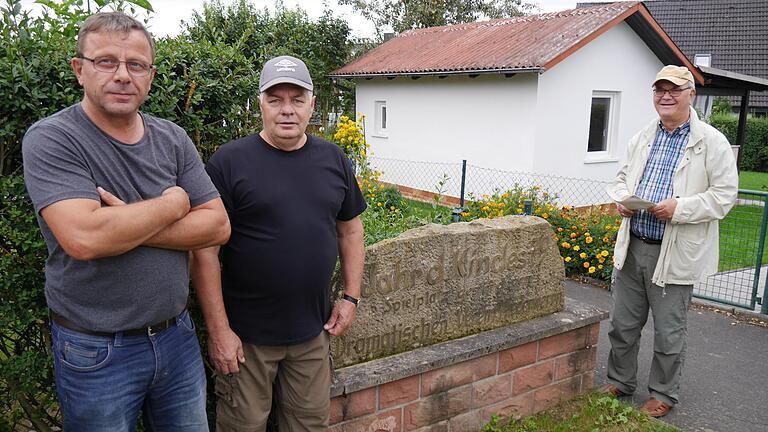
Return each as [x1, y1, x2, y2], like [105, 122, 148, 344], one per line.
[20, 0, 580, 39]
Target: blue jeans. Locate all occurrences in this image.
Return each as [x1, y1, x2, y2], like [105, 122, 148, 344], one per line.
[51, 310, 209, 431]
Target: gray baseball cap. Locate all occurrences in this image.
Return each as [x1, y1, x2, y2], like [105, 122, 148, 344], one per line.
[259, 55, 313, 92]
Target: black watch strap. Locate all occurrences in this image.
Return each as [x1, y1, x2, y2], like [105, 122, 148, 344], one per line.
[342, 293, 360, 306]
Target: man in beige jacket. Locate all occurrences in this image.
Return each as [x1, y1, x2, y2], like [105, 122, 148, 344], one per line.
[603, 65, 738, 417]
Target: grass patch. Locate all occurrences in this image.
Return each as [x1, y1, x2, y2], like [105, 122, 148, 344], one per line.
[739, 171, 768, 192]
[720, 203, 768, 270]
[482, 393, 680, 432]
[404, 198, 452, 222]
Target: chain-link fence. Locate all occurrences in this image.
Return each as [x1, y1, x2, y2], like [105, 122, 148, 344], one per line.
[369, 156, 768, 314]
[370, 157, 612, 208]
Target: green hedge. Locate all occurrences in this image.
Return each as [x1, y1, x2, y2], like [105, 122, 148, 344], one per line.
[709, 114, 768, 172]
[0, 0, 355, 427]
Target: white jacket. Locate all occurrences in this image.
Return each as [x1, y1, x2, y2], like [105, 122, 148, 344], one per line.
[607, 108, 739, 287]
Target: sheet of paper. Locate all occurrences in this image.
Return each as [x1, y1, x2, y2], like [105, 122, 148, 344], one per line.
[617, 195, 655, 211]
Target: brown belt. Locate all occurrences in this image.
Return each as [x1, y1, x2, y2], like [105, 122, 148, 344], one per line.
[50, 311, 177, 337]
[631, 232, 663, 245]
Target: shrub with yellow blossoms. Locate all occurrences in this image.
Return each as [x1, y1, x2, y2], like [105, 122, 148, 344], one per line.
[333, 114, 368, 169]
[459, 184, 619, 282]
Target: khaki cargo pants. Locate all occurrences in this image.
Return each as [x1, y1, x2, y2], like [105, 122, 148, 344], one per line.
[215, 331, 331, 432]
[607, 236, 693, 407]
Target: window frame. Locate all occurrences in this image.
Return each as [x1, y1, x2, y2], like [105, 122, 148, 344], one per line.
[373, 100, 388, 138]
[584, 90, 620, 163]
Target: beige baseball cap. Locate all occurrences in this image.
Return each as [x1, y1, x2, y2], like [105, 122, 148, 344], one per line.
[653, 65, 694, 87]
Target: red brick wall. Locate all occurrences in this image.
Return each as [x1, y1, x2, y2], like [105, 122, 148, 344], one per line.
[329, 323, 599, 432]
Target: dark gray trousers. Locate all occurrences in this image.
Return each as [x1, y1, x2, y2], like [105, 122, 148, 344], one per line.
[607, 236, 693, 406]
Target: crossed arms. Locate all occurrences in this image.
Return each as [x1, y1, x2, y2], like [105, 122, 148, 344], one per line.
[40, 186, 230, 261]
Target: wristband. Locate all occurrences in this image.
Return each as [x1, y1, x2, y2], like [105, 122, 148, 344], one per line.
[342, 293, 360, 306]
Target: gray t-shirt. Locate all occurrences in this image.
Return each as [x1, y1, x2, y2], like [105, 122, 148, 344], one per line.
[22, 104, 219, 332]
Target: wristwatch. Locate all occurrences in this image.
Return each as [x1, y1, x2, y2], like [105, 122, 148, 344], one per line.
[342, 293, 360, 306]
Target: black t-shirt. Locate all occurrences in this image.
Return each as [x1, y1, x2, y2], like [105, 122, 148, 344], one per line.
[206, 133, 367, 345]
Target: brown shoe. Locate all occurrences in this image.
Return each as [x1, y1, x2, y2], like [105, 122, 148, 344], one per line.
[640, 397, 672, 418]
[599, 383, 629, 397]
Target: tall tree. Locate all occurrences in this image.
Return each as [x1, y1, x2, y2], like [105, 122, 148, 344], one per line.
[339, 0, 535, 37]
[184, 0, 354, 129]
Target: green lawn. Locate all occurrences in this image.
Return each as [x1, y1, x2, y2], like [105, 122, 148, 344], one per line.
[720, 203, 768, 270]
[718, 171, 768, 271]
[483, 392, 680, 432]
[404, 198, 453, 222]
[739, 171, 768, 192]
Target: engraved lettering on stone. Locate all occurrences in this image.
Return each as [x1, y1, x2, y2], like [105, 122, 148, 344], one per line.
[332, 216, 565, 367]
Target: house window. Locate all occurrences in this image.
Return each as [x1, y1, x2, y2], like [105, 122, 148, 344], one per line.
[694, 54, 712, 67]
[587, 91, 619, 155]
[374, 100, 387, 137]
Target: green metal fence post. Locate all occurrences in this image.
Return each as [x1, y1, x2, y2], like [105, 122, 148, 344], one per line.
[757, 194, 768, 314]
[761, 197, 768, 315]
[452, 160, 467, 223]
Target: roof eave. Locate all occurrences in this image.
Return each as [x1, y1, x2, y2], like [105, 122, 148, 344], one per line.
[329, 67, 544, 79]
[699, 66, 768, 92]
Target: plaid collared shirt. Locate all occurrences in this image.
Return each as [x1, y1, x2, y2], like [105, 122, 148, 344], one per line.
[631, 120, 690, 240]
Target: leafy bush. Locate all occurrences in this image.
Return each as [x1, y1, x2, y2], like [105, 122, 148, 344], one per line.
[184, 0, 354, 128]
[144, 35, 260, 162]
[0, 176, 56, 430]
[0, 3, 80, 175]
[709, 113, 768, 172]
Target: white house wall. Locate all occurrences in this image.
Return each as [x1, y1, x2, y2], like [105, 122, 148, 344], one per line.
[355, 74, 538, 196]
[534, 21, 663, 183]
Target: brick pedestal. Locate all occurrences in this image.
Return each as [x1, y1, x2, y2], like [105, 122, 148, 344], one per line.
[328, 298, 606, 432]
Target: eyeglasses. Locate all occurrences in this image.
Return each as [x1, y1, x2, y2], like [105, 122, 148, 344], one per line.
[652, 86, 692, 98]
[78, 55, 154, 77]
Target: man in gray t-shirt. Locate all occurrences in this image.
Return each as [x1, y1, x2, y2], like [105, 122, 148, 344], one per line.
[21, 12, 229, 431]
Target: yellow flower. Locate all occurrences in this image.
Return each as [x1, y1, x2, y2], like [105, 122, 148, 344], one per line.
[573, 245, 580, 251]
[542, 213, 549, 219]
[583, 262, 590, 268]
[602, 237, 610, 243]
[482, 206, 490, 212]
[377, 202, 382, 207]
[570, 233, 577, 239]
[579, 252, 587, 259]
[390, 206, 395, 211]
[517, 209, 523, 214]
[565, 256, 571, 262]
[598, 265, 603, 269]
[588, 266, 596, 274]
[502, 193, 510, 199]
[561, 242, 571, 249]
[585, 237, 593, 244]
[601, 250, 609, 257]
[557, 227, 563, 233]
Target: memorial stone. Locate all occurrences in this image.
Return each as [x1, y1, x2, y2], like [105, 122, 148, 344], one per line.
[333, 215, 564, 367]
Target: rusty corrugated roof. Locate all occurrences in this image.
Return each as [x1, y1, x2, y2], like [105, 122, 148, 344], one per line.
[332, 1, 644, 77]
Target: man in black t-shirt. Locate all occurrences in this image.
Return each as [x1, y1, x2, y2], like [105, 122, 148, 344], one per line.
[191, 55, 366, 432]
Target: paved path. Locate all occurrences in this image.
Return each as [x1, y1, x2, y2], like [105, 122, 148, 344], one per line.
[566, 280, 768, 432]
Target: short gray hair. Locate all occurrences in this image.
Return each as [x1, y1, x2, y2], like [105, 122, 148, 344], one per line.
[77, 12, 155, 60]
